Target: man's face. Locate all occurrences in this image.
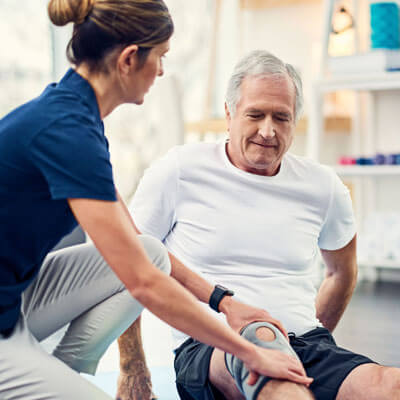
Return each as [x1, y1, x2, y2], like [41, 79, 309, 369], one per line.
[225, 74, 296, 176]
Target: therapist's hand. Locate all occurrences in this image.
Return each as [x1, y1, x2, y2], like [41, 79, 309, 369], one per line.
[245, 346, 312, 387]
[219, 297, 289, 339]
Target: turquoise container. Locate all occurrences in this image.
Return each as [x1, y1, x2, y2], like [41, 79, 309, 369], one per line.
[370, 2, 400, 49]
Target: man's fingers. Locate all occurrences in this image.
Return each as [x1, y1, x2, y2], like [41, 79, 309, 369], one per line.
[270, 319, 289, 339]
[248, 315, 288, 340]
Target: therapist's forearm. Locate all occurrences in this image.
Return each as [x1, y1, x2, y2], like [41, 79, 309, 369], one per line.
[116, 190, 137, 227]
[131, 264, 251, 355]
[68, 198, 254, 362]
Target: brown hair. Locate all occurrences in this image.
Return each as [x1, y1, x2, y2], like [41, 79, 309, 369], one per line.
[48, 0, 174, 72]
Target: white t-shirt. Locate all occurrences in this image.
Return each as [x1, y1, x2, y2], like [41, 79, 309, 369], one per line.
[130, 140, 356, 348]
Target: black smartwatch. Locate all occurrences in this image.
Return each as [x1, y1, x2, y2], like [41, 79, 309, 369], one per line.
[209, 284, 234, 313]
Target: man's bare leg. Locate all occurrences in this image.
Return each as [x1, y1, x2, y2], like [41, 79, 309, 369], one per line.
[337, 363, 400, 400]
[209, 327, 314, 400]
[116, 316, 156, 400]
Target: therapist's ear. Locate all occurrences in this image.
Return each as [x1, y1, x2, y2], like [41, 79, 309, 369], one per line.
[117, 44, 139, 75]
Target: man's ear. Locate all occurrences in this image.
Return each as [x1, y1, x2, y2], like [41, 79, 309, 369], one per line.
[225, 103, 231, 132]
[117, 44, 139, 75]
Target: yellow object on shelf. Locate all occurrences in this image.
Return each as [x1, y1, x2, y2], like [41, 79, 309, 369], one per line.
[240, 0, 320, 9]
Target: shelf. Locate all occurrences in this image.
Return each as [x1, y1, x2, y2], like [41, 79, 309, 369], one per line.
[333, 165, 400, 177]
[185, 119, 227, 134]
[185, 116, 351, 135]
[240, 0, 320, 9]
[316, 71, 400, 92]
[359, 260, 400, 270]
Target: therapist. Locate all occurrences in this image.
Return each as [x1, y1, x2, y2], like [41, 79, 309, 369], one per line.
[0, 0, 310, 398]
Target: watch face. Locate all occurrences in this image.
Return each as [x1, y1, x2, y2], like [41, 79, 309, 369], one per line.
[216, 285, 234, 296]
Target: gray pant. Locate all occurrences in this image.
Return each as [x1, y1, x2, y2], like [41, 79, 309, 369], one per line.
[0, 235, 171, 400]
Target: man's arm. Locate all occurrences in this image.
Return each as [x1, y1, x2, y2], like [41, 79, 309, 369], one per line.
[315, 235, 357, 332]
[68, 197, 311, 385]
[170, 252, 287, 336]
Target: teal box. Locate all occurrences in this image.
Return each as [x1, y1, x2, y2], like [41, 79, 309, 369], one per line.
[370, 2, 400, 49]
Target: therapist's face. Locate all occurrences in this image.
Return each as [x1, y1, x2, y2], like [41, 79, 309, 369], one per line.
[120, 40, 170, 105]
[130, 41, 170, 104]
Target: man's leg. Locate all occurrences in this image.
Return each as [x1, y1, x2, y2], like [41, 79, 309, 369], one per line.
[337, 363, 400, 400]
[116, 316, 157, 400]
[210, 326, 314, 400]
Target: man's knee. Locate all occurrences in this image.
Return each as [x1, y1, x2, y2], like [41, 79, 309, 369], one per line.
[338, 364, 400, 400]
[380, 367, 400, 394]
[139, 234, 171, 275]
[225, 322, 299, 400]
[255, 326, 276, 342]
[260, 380, 314, 400]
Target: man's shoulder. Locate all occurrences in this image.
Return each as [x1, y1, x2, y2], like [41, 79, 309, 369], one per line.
[167, 140, 223, 166]
[285, 153, 334, 180]
[147, 141, 222, 179]
[176, 140, 221, 154]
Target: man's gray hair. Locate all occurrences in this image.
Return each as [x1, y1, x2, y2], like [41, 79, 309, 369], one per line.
[225, 50, 304, 122]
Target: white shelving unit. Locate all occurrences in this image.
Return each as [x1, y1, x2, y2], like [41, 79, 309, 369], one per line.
[307, 72, 400, 162]
[333, 165, 400, 177]
[308, 0, 400, 274]
[316, 71, 400, 92]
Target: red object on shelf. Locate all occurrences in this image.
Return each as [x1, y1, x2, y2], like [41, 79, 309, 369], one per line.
[338, 156, 356, 165]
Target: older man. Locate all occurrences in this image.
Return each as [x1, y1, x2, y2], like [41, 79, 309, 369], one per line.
[117, 51, 400, 400]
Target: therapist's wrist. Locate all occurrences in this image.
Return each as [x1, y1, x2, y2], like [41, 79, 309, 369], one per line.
[235, 338, 258, 366]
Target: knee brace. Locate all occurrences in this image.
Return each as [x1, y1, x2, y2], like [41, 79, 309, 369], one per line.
[225, 322, 299, 400]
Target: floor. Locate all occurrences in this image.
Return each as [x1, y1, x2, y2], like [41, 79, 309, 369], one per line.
[333, 280, 400, 368]
[41, 272, 400, 398]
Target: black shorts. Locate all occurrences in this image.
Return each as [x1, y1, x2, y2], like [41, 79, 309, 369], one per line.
[174, 327, 376, 400]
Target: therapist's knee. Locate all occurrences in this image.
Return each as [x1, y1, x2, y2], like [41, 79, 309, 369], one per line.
[138, 234, 171, 276]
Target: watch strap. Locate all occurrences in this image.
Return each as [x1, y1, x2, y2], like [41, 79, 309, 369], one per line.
[209, 284, 234, 313]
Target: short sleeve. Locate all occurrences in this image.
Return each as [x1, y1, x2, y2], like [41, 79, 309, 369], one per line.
[318, 172, 356, 250]
[30, 115, 116, 201]
[129, 147, 179, 241]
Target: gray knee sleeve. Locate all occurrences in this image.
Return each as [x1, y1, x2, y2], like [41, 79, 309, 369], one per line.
[225, 322, 299, 400]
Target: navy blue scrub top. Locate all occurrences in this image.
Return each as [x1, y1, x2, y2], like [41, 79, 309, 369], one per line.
[0, 69, 117, 333]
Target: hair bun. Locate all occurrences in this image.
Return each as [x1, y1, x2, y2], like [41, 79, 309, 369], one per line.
[48, 0, 94, 26]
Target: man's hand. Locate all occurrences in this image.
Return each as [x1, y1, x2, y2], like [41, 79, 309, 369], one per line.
[219, 296, 288, 339]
